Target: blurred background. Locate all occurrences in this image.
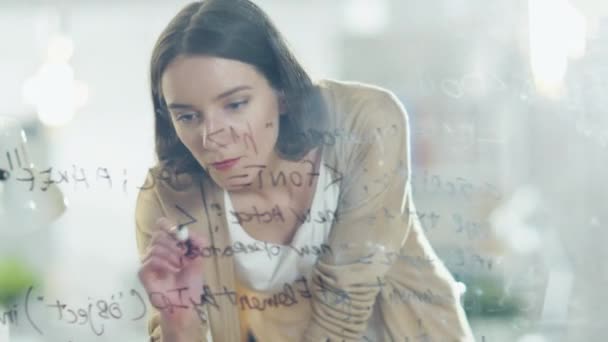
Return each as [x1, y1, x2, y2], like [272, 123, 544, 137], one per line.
[0, 0, 606, 341]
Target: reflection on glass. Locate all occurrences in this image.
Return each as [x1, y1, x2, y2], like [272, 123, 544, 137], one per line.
[0, 116, 66, 237]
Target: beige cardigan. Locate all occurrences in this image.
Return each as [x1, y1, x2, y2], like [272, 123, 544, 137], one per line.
[135, 79, 474, 341]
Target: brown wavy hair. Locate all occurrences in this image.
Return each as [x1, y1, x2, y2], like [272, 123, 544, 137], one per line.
[149, 0, 328, 177]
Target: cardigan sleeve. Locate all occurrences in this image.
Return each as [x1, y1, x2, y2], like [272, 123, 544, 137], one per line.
[134, 172, 210, 342]
[302, 89, 471, 341]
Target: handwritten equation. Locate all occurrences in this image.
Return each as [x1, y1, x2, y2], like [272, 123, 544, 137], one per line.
[411, 170, 502, 201]
[0, 286, 146, 337]
[0, 280, 476, 341]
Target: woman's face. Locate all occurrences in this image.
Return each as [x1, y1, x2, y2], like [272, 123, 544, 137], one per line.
[161, 55, 284, 191]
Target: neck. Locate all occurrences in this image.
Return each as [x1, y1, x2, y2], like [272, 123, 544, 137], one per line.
[228, 147, 321, 203]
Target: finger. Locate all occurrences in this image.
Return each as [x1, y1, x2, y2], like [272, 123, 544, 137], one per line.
[139, 256, 180, 280]
[150, 231, 185, 255]
[156, 219, 193, 250]
[155, 218, 207, 257]
[143, 244, 183, 269]
[156, 217, 184, 239]
[156, 217, 174, 231]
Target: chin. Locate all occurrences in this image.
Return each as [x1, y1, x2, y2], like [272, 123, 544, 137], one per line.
[208, 171, 250, 190]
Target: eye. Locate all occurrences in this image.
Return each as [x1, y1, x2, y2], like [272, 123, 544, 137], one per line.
[176, 112, 200, 124]
[226, 99, 249, 111]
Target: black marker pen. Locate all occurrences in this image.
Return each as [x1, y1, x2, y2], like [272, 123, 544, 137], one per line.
[173, 224, 196, 258]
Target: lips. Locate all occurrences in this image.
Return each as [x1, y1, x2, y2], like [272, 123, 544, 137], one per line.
[211, 157, 240, 171]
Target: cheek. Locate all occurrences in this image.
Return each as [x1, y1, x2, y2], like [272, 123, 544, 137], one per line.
[239, 105, 280, 153]
[254, 117, 280, 149]
[175, 128, 200, 154]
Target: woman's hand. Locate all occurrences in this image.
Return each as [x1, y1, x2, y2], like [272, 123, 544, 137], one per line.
[138, 217, 206, 327]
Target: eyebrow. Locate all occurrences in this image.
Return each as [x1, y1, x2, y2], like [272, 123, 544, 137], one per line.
[167, 85, 252, 110]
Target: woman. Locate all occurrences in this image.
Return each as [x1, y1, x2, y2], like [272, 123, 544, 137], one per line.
[135, 0, 474, 341]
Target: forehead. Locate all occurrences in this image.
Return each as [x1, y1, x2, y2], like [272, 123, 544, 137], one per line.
[161, 55, 266, 102]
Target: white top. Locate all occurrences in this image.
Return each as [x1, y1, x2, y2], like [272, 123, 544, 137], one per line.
[224, 157, 339, 292]
[224, 154, 381, 341]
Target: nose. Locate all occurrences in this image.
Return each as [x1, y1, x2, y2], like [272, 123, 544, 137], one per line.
[201, 119, 212, 150]
[201, 116, 226, 150]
